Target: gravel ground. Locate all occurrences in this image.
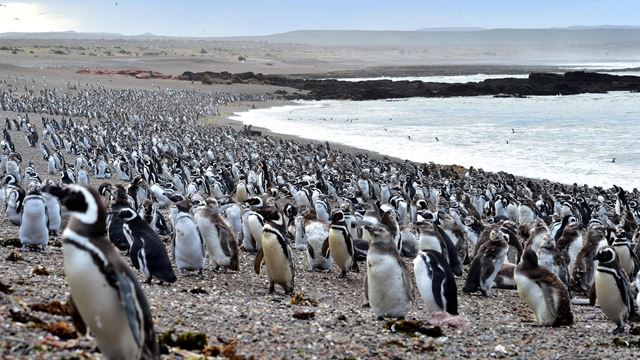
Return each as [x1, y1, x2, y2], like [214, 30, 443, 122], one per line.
[2, 228, 640, 359]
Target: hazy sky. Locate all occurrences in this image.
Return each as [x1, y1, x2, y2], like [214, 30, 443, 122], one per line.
[0, 0, 638, 36]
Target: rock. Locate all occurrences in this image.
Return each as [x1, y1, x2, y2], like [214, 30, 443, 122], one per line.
[292, 311, 315, 320]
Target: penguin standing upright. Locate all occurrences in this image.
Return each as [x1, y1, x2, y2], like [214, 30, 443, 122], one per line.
[196, 198, 239, 272]
[108, 185, 134, 251]
[515, 249, 573, 327]
[254, 212, 295, 294]
[413, 249, 458, 315]
[536, 234, 571, 290]
[611, 228, 639, 279]
[19, 183, 49, 251]
[304, 219, 333, 272]
[117, 208, 177, 284]
[42, 179, 61, 236]
[5, 178, 25, 225]
[364, 224, 413, 319]
[45, 184, 159, 359]
[172, 199, 205, 276]
[322, 210, 359, 278]
[463, 227, 509, 296]
[594, 247, 636, 333]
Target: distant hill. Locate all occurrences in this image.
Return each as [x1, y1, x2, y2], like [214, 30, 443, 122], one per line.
[0, 30, 165, 40]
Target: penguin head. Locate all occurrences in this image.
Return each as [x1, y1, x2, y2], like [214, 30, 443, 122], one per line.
[540, 234, 555, 249]
[116, 208, 138, 222]
[594, 247, 617, 264]
[330, 210, 344, 223]
[45, 184, 105, 226]
[490, 227, 509, 243]
[245, 196, 263, 208]
[205, 197, 219, 209]
[364, 223, 391, 243]
[518, 249, 539, 270]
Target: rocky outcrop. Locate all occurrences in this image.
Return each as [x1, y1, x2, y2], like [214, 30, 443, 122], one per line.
[180, 70, 640, 100]
[76, 69, 175, 79]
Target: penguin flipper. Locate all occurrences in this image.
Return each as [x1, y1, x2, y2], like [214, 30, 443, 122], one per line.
[115, 271, 143, 347]
[254, 248, 264, 275]
[67, 295, 87, 336]
[321, 237, 330, 258]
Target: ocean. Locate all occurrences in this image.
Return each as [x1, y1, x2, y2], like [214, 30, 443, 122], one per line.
[231, 78, 640, 190]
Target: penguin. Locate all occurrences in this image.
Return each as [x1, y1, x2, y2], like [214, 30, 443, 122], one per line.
[515, 249, 573, 327]
[19, 183, 49, 251]
[172, 199, 205, 276]
[5, 179, 26, 225]
[108, 185, 134, 252]
[254, 220, 295, 294]
[555, 216, 583, 275]
[364, 223, 413, 319]
[571, 222, 607, 293]
[493, 262, 517, 289]
[196, 198, 239, 272]
[322, 210, 359, 278]
[45, 184, 159, 359]
[413, 249, 458, 315]
[304, 219, 333, 272]
[594, 247, 636, 334]
[536, 234, 571, 291]
[463, 227, 509, 296]
[42, 179, 61, 236]
[242, 208, 264, 253]
[611, 228, 639, 279]
[117, 208, 177, 284]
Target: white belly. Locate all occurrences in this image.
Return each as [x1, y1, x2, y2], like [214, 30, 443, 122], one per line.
[329, 230, 352, 272]
[367, 254, 411, 318]
[595, 271, 628, 324]
[514, 273, 556, 325]
[174, 218, 204, 271]
[63, 245, 139, 360]
[199, 220, 229, 267]
[262, 232, 293, 287]
[418, 234, 442, 253]
[414, 261, 442, 313]
[20, 204, 48, 246]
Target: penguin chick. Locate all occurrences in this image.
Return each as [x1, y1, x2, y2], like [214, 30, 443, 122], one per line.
[172, 199, 205, 276]
[515, 249, 573, 327]
[414, 250, 458, 315]
[463, 227, 509, 297]
[19, 184, 49, 251]
[364, 223, 413, 319]
[46, 184, 159, 359]
[536, 234, 571, 291]
[196, 198, 239, 272]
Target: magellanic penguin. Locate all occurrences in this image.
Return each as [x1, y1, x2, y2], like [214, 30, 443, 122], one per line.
[413, 250, 458, 315]
[364, 223, 413, 319]
[571, 222, 607, 294]
[611, 229, 639, 279]
[514, 249, 573, 327]
[172, 199, 205, 276]
[196, 198, 239, 272]
[594, 247, 636, 334]
[303, 218, 333, 272]
[45, 184, 159, 359]
[536, 235, 571, 291]
[254, 215, 295, 294]
[463, 227, 509, 297]
[117, 208, 177, 284]
[19, 183, 49, 251]
[42, 179, 61, 236]
[322, 210, 359, 278]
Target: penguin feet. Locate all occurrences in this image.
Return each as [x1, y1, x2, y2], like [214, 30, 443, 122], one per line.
[49, 230, 58, 236]
[612, 324, 626, 334]
[197, 269, 204, 278]
[268, 282, 276, 294]
[338, 271, 347, 279]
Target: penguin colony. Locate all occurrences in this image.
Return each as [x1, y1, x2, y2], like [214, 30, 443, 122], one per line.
[2, 75, 640, 358]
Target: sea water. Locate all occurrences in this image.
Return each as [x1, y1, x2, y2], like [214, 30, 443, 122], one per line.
[232, 92, 640, 189]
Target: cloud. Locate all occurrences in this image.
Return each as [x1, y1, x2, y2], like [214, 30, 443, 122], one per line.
[0, 2, 77, 32]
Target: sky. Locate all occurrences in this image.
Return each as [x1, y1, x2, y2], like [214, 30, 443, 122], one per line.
[0, 0, 638, 36]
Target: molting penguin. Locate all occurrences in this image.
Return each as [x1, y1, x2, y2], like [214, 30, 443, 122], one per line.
[536, 234, 571, 291]
[322, 210, 359, 278]
[413, 250, 458, 315]
[172, 199, 205, 276]
[45, 185, 159, 359]
[303, 219, 333, 272]
[463, 227, 509, 296]
[571, 222, 607, 294]
[117, 208, 177, 284]
[364, 223, 413, 319]
[19, 183, 49, 251]
[515, 249, 573, 327]
[196, 198, 239, 272]
[594, 247, 636, 333]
